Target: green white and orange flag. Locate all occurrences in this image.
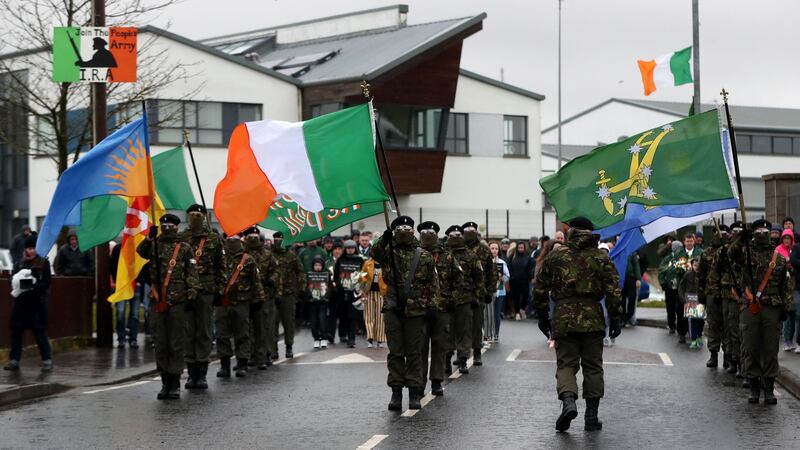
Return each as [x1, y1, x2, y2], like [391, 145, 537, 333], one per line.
[52, 27, 137, 83]
[637, 47, 692, 96]
[214, 102, 390, 235]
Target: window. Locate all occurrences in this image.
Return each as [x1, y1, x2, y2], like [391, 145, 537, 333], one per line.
[443, 113, 468, 154]
[752, 135, 771, 154]
[149, 99, 262, 146]
[774, 136, 792, 155]
[794, 137, 800, 155]
[736, 134, 751, 153]
[503, 115, 527, 156]
[310, 103, 340, 118]
[377, 105, 445, 150]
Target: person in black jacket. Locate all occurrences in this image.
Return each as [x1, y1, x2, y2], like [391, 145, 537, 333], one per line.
[4, 234, 53, 372]
[53, 233, 93, 276]
[507, 242, 534, 320]
[333, 241, 365, 348]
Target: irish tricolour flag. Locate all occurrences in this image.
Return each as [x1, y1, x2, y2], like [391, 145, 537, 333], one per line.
[637, 47, 692, 96]
[213, 103, 390, 235]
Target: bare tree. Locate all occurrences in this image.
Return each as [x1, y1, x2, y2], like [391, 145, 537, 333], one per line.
[0, 0, 202, 176]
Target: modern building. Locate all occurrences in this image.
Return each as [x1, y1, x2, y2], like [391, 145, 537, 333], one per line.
[0, 4, 551, 251]
[541, 98, 800, 222]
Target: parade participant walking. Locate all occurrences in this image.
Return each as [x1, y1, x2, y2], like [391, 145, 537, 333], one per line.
[489, 242, 509, 340]
[698, 228, 723, 367]
[178, 204, 224, 389]
[306, 256, 332, 349]
[243, 226, 277, 369]
[659, 240, 687, 341]
[334, 240, 365, 348]
[730, 219, 793, 404]
[272, 231, 305, 359]
[679, 258, 704, 349]
[534, 217, 622, 432]
[508, 242, 534, 320]
[4, 234, 53, 373]
[136, 214, 199, 400]
[371, 216, 438, 411]
[462, 221, 497, 365]
[216, 232, 264, 378]
[359, 255, 387, 348]
[709, 223, 743, 375]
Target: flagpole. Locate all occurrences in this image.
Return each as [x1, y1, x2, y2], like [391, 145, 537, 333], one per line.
[182, 130, 210, 222]
[692, 0, 701, 115]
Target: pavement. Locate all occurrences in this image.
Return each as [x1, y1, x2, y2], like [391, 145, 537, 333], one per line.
[3, 320, 800, 448]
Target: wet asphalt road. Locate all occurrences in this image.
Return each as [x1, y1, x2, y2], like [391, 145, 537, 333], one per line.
[2, 320, 800, 449]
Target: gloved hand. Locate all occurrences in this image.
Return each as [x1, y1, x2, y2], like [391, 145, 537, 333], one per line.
[379, 228, 392, 246]
[713, 295, 722, 307]
[609, 319, 622, 339]
[445, 301, 456, 313]
[484, 294, 493, 304]
[148, 225, 158, 240]
[537, 311, 551, 339]
[212, 294, 222, 307]
[425, 307, 437, 322]
[184, 301, 196, 312]
[780, 308, 789, 322]
[470, 300, 480, 310]
[250, 302, 263, 313]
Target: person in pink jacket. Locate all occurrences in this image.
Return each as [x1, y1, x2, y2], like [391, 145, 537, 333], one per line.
[776, 229, 796, 351]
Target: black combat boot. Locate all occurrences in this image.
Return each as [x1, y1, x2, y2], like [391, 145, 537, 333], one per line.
[555, 392, 578, 432]
[726, 358, 737, 374]
[473, 348, 483, 366]
[388, 387, 403, 411]
[270, 351, 279, 361]
[257, 361, 268, 370]
[747, 378, 761, 404]
[217, 357, 231, 378]
[157, 373, 169, 400]
[458, 357, 469, 374]
[431, 380, 444, 396]
[444, 352, 453, 375]
[195, 363, 209, 389]
[706, 352, 718, 368]
[265, 355, 274, 367]
[247, 359, 257, 367]
[184, 363, 198, 389]
[763, 377, 777, 405]
[584, 398, 603, 431]
[235, 359, 248, 377]
[722, 354, 731, 370]
[166, 373, 180, 400]
[408, 388, 422, 410]
[285, 346, 294, 358]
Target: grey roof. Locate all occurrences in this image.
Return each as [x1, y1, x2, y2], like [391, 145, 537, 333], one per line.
[205, 14, 486, 85]
[541, 144, 595, 162]
[459, 69, 544, 101]
[544, 98, 800, 134]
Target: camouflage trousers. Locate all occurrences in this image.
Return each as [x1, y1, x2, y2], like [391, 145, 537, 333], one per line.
[152, 304, 186, 375]
[184, 293, 213, 364]
[555, 331, 604, 399]
[384, 312, 426, 389]
[740, 304, 781, 379]
[450, 303, 473, 360]
[722, 297, 741, 360]
[250, 301, 272, 365]
[422, 311, 450, 382]
[705, 298, 723, 353]
[471, 300, 484, 350]
[215, 302, 251, 360]
[274, 296, 296, 348]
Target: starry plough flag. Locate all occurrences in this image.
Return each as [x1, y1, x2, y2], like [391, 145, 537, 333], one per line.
[540, 109, 737, 232]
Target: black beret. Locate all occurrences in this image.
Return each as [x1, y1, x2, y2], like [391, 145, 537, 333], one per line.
[417, 221, 440, 233]
[717, 224, 731, 233]
[242, 225, 260, 236]
[391, 215, 415, 230]
[332, 240, 343, 249]
[273, 231, 284, 239]
[752, 219, 771, 231]
[461, 221, 479, 230]
[24, 234, 37, 248]
[159, 213, 180, 226]
[730, 221, 744, 231]
[186, 204, 206, 214]
[568, 216, 594, 231]
[445, 225, 463, 235]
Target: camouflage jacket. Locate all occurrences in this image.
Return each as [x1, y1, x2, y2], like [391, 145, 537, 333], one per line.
[248, 246, 278, 302]
[533, 229, 622, 338]
[178, 227, 224, 295]
[222, 248, 264, 304]
[272, 247, 305, 297]
[707, 238, 740, 299]
[136, 235, 200, 303]
[445, 244, 486, 306]
[428, 245, 454, 312]
[696, 238, 720, 302]
[466, 240, 499, 297]
[728, 235, 793, 308]
[370, 236, 439, 317]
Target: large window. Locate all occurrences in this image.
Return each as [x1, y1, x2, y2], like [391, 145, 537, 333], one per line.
[149, 100, 262, 146]
[503, 115, 527, 156]
[443, 113, 468, 154]
[310, 102, 340, 118]
[734, 132, 800, 155]
[0, 70, 29, 189]
[377, 105, 445, 150]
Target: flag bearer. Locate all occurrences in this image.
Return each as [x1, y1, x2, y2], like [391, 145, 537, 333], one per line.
[462, 221, 497, 365]
[244, 226, 278, 369]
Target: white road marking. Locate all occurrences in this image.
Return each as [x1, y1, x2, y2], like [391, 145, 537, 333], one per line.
[401, 409, 418, 417]
[356, 434, 388, 450]
[151, 376, 161, 381]
[774, 390, 781, 397]
[659, 352, 674, 366]
[274, 352, 307, 365]
[322, 354, 375, 364]
[506, 349, 522, 361]
[511, 360, 663, 367]
[83, 381, 151, 394]
[290, 361, 384, 366]
[419, 393, 435, 407]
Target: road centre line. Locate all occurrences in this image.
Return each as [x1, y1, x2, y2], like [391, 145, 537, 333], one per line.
[510, 359, 666, 367]
[83, 381, 151, 394]
[356, 434, 388, 450]
[659, 352, 674, 366]
[406, 347, 488, 416]
[506, 349, 521, 361]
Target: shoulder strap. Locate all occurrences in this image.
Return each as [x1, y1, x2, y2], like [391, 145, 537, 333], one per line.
[160, 243, 183, 302]
[756, 252, 780, 298]
[194, 237, 207, 258]
[224, 253, 250, 298]
[402, 248, 423, 299]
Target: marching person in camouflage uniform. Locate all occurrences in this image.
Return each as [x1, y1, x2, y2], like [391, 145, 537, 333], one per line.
[462, 221, 497, 366]
[178, 204, 224, 390]
[245, 226, 278, 369]
[698, 226, 723, 368]
[534, 217, 623, 432]
[272, 231, 305, 359]
[710, 221, 747, 380]
[729, 219, 793, 404]
[215, 232, 265, 378]
[137, 214, 200, 400]
[372, 216, 438, 411]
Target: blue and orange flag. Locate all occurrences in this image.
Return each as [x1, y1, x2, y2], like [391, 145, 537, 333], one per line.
[36, 111, 153, 256]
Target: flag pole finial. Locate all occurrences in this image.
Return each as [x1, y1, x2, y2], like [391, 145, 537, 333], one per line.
[360, 80, 372, 99]
[720, 88, 729, 104]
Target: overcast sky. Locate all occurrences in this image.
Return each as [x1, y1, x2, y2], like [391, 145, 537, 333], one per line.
[154, 0, 800, 127]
